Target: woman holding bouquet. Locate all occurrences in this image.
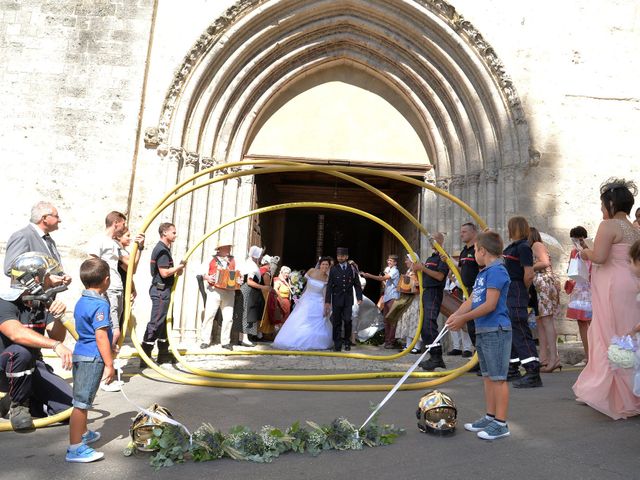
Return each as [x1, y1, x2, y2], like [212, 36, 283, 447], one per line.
[272, 257, 333, 350]
[573, 178, 640, 419]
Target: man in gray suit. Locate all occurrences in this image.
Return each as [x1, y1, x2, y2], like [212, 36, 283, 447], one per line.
[3, 201, 72, 286]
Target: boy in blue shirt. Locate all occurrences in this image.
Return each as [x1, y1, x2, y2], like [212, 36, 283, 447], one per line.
[445, 231, 512, 440]
[66, 258, 115, 462]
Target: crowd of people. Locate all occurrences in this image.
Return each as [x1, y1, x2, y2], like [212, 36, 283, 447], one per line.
[1, 175, 639, 460]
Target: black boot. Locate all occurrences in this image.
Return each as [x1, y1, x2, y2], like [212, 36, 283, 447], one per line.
[10, 400, 35, 433]
[0, 394, 10, 419]
[507, 363, 522, 381]
[419, 351, 446, 371]
[139, 342, 154, 368]
[513, 369, 543, 389]
[157, 342, 177, 365]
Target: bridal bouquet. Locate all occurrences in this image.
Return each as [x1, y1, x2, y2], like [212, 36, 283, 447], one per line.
[289, 270, 306, 304]
[607, 335, 637, 369]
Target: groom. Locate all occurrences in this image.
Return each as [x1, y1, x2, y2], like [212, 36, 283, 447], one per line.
[324, 247, 363, 351]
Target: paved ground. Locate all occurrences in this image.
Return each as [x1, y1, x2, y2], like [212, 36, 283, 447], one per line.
[2, 348, 638, 480]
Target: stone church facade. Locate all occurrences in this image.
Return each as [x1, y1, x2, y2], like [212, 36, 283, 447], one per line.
[1, 0, 639, 342]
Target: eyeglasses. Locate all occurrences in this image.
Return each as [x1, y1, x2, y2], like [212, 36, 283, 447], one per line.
[44, 214, 60, 219]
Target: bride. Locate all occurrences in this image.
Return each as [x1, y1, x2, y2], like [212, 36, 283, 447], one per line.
[272, 257, 333, 350]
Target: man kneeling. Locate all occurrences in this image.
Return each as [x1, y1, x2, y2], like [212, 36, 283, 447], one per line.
[0, 252, 73, 432]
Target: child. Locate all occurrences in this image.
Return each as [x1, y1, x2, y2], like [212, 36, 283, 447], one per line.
[564, 226, 592, 367]
[627, 239, 640, 336]
[445, 231, 512, 440]
[66, 258, 115, 463]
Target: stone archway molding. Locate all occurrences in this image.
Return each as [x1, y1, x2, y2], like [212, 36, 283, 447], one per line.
[143, 0, 538, 340]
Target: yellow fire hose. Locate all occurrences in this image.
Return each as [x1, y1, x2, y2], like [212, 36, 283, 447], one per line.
[0, 160, 487, 431]
[165, 202, 462, 380]
[123, 161, 486, 387]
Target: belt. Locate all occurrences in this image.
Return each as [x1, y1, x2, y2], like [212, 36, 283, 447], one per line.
[152, 283, 167, 290]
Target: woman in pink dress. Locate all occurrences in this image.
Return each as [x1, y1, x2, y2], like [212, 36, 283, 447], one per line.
[573, 178, 640, 419]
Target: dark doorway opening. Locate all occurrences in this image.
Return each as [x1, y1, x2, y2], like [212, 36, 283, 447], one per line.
[280, 209, 383, 300]
[251, 165, 425, 301]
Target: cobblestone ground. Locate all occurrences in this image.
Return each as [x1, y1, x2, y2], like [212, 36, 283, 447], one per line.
[46, 340, 585, 378]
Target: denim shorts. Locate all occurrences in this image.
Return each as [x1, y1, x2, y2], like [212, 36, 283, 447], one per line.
[72, 355, 105, 409]
[476, 328, 512, 381]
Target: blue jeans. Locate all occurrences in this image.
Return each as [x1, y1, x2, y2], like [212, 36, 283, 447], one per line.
[476, 328, 512, 381]
[72, 355, 104, 410]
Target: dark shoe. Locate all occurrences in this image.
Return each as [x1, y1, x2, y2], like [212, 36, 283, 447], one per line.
[157, 343, 177, 365]
[221, 344, 234, 351]
[506, 364, 522, 381]
[540, 360, 562, 373]
[333, 345, 342, 352]
[0, 394, 10, 419]
[10, 402, 35, 433]
[513, 371, 543, 389]
[199, 343, 209, 349]
[157, 351, 177, 365]
[139, 343, 154, 368]
[410, 347, 422, 354]
[419, 356, 446, 371]
[447, 349, 462, 356]
[344, 344, 351, 351]
[462, 350, 473, 358]
[383, 344, 395, 350]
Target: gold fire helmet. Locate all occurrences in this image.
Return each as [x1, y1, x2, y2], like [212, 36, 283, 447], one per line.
[416, 390, 457, 435]
[130, 404, 173, 452]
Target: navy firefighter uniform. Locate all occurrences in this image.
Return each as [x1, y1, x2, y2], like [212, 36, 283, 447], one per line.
[142, 240, 176, 364]
[457, 243, 480, 345]
[503, 238, 542, 386]
[325, 261, 363, 351]
[418, 251, 449, 370]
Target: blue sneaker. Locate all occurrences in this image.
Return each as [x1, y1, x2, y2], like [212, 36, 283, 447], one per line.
[477, 420, 510, 440]
[65, 444, 104, 463]
[81, 430, 101, 445]
[464, 416, 494, 432]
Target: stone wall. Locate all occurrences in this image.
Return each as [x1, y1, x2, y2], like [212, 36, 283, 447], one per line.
[1, 0, 639, 342]
[0, 0, 153, 292]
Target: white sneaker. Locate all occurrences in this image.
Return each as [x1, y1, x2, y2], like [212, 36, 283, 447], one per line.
[100, 380, 123, 392]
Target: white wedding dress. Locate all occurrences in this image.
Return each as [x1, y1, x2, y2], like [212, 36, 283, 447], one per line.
[272, 275, 333, 350]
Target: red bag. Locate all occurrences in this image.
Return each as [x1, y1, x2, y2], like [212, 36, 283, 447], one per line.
[564, 280, 575, 295]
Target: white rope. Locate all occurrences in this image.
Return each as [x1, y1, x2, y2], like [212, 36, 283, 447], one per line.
[114, 359, 192, 442]
[360, 326, 449, 430]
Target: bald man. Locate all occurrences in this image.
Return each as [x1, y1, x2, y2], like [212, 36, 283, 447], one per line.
[412, 232, 449, 371]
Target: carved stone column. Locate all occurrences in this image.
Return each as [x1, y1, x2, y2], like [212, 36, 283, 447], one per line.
[436, 177, 451, 252]
[450, 175, 465, 253]
[233, 173, 254, 260]
[171, 147, 197, 341]
[502, 165, 518, 229]
[484, 167, 499, 230]
[467, 172, 480, 225]
[421, 170, 437, 261]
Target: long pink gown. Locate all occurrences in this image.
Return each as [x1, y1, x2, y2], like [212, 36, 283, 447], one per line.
[573, 221, 640, 419]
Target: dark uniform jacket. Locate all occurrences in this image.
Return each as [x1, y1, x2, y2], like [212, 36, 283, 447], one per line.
[503, 239, 534, 311]
[325, 263, 363, 307]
